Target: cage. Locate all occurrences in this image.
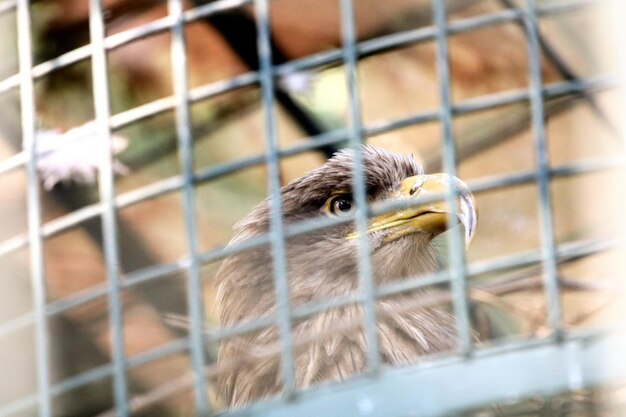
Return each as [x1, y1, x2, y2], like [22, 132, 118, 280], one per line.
[0, 0, 625, 416]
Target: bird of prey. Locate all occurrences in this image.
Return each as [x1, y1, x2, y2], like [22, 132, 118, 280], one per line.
[215, 146, 477, 407]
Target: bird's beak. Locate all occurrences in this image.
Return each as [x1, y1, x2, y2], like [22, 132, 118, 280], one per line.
[351, 174, 477, 246]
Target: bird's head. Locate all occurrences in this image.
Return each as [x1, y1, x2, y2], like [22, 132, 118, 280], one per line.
[218, 146, 476, 311]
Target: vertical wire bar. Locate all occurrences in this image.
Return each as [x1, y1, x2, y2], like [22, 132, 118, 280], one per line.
[88, 0, 130, 414]
[432, 0, 473, 354]
[522, 0, 562, 337]
[16, 1, 52, 415]
[254, 0, 296, 398]
[340, 0, 380, 373]
[167, 0, 211, 414]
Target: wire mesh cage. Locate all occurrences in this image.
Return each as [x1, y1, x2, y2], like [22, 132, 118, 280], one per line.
[0, 0, 625, 416]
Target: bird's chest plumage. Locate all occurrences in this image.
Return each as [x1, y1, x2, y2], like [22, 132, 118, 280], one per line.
[219, 299, 457, 408]
[217, 236, 455, 407]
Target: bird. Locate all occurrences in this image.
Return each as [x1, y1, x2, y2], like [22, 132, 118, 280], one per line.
[214, 145, 477, 408]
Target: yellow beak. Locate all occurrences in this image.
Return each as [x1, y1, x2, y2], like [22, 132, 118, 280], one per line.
[350, 174, 477, 245]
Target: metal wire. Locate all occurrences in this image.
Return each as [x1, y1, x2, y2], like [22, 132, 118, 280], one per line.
[0, 75, 615, 259]
[88, 0, 129, 415]
[168, 0, 211, 413]
[254, 0, 297, 399]
[231, 330, 625, 417]
[0, 232, 622, 416]
[432, 0, 473, 356]
[522, 0, 563, 338]
[0, 0, 624, 416]
[0, 74, 615, 181]
[0, 339, 190, 417]
[0, 0, 254, 95]
[0, 1, 601, 139]
[16, 1, 51, 416]
[340, 0, 381, 374]
[0, 154, 622, 348]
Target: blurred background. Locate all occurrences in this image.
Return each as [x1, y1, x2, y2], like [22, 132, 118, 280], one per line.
[0, 0, 625, 416]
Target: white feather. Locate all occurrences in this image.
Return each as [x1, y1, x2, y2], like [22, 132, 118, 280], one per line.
[35, 121, 129, 190]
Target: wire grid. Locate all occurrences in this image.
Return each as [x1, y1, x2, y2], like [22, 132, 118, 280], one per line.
[1, 0, 625, 416]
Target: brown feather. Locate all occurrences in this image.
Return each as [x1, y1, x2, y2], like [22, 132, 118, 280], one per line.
[215, 146, 461, 407]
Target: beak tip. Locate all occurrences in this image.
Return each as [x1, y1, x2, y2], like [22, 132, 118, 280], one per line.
[456, 179, 477, 249]
[464, 227, 475, 248]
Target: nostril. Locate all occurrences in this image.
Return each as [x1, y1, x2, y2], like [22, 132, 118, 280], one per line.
[409, 183, 419, 196]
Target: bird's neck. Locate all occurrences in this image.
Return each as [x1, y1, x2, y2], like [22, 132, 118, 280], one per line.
[217, 234, 439, 325]
[284, 235, 439, 307]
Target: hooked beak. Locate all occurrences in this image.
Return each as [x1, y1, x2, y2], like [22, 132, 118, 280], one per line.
[351, 173, 477, 246]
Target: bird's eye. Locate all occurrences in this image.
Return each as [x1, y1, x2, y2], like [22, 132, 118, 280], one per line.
[328, 195, 355, 217]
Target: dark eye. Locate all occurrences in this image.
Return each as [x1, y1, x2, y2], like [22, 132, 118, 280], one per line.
[329, 195, 355, 217]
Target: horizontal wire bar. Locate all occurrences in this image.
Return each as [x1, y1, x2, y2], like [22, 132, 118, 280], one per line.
[0, 393, 36, 417]
[291, 293, 364, 321]
[53, 326, 626, 417]
[0, 75, 615, 259]
[0, 142, 621, 341]
[287, 270, 451, 322]
[0, 71, 612, 183]
[4, 240, 624, 417]
[83, 0, 608, 132]
[0, 175, 183, 255]
[195, 128, 348, 183]
[0, 0, 254, 96]
[37, 156, 626, 326]
[470, 324, 622, 360]
[0, 0, 596, 99]
[0, 0, 600, 130]
[39, 257, 190, 321]
[18, 241, 626, 378]
[0, 151, 26, 176]
[468, 236, 622, 278]
[470, 155, 624, 193]
[0, 153, 621, 342]
[201, 234, 623, 348]
[0, 310, 33, 339]
[112, 71, 260, 131]
[126, 338, 190, 369]
[376, 272, 450, 299]
[367, 76, 613, 136]
[203, 316, 275, 343]
[227, 328, 625, 417]
[273, 8, 522, 80]
[2, 233, 619, 417]
[72, 152, 626, 293]
[51, 365, 114, 400]
[273, 0, 595, 78]
[0, 338, 190, 417]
